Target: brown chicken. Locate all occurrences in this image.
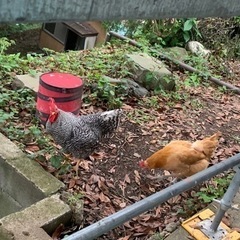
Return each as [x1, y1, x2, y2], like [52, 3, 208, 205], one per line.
[139, 132, 221, 178]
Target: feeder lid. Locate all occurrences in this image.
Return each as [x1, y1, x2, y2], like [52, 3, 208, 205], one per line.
[40, 72, 83, 89]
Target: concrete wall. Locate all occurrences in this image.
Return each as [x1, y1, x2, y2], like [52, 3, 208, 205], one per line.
[1, 0, 240, 23]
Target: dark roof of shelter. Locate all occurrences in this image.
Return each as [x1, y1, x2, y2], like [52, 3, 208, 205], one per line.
[63, 22, 98, 36]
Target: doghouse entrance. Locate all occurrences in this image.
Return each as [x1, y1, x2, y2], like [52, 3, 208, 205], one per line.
[65, 29, 85, 51]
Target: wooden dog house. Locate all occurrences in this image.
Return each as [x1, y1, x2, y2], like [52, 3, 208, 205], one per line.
[39, 21, 106, 52]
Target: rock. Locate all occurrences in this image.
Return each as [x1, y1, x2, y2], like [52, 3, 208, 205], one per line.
[165, 222, 179, 233]
[186, 41, 211, 57]
[123, 78, 149, 98]
[61, 191, 84, 226]
[11, 77, 25, 90]
[126, 53, 175, 91]
[148, 231, 169, 240]
[164, 47, 188, 61]
[102, 75, 149, 98]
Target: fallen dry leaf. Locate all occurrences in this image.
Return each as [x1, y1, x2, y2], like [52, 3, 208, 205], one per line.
[52, 224, 64, 240]
[25, 145, 40, 153]
[124, 174, 131, 184]
[68, 179, 76, 189]
[99, 192, 111, 203]
[118, 235, 131, 240]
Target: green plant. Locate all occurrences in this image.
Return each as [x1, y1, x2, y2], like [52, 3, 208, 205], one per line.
[233, 136, 240, 144]
[0, 37, 15, 54]
[157, 88, 188, 102]
[0, 23, 41, 37]
[217, 86, 228, 93]
[90, 76, 125, 108]
[189, 98, 204, 109]
[185, 55, 210, 73]
[0, 37, 29, 73]
[140, 96, 160, 109]
[195, 174, 233, 203]
[0, 110, 14, 123]
[127, 108, 152, 125]
[183, 18, 202, 42]
[109, 18, 202, 47]
[184, 73, 201, 87]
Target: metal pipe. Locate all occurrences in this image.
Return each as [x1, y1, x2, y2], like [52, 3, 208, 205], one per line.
[210, 164, 240, 231]
[108, 31, 142, 48]
[65, 153, 240, 240]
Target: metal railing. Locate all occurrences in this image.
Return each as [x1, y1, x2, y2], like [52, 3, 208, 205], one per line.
[65, 153, 240, 240]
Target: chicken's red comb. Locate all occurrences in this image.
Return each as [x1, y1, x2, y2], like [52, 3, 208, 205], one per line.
[48, 97, 55, 104]
[48, 97, 58, 112]
[138, 160, 146, 168]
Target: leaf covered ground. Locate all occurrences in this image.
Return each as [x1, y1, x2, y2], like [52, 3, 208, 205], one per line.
[1, 29, 240, 239]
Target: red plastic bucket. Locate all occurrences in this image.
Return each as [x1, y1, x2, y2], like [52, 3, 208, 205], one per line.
[36, 72, 83, 124]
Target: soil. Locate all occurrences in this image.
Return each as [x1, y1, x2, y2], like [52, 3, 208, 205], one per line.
[5, 28, 42, 55]
[4, 29, 240, 239]
[55, 86, 240, 240]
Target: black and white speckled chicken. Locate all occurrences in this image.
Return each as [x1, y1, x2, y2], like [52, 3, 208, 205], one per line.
[45, 98, 122, 158]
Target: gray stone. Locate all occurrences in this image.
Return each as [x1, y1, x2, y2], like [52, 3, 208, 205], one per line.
[149, 230, 169, 240]
[102, 75, 149, 98]
[11, 77, 25, 90]
[186, 41, 211, 57]
[164, 47, 189, 62]
[165, 226, 190, 240]
[15, 73, 43, 93]
[165, 222, 178, 233]
[61, 191, 84, 226]
[126, 53, 175, 91]
[124, 78, 149, 98]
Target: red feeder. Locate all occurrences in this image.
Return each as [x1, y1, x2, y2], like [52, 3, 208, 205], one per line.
[36, 72, 83, 124]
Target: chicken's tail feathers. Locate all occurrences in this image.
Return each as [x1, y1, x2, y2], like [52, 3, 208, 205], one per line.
[101, 109, 122, 117]
[99, 109, 123, 136]
[101, 109, 122, 125]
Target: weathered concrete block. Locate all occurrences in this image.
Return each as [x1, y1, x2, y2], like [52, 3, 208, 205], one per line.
[0, 226, 14, 240]
[126, 53, 175, 91]
[0, 133, 64, 212]
[0, 194, 72, 240]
